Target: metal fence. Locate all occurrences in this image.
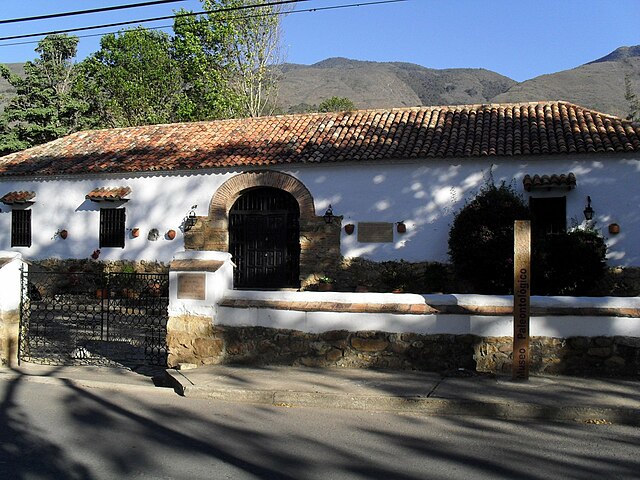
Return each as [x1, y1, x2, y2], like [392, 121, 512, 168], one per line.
[19, 269, 169, 368]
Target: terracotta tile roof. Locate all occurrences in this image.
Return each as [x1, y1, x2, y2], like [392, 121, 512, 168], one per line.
[0, 101, 639, 178]
[523, 173, 577, 191]
[0, 191, 36, 204]
[85, 186, 131, 201]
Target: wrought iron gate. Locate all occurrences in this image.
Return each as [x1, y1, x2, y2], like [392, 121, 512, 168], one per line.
[19, 269, 169, 367]
[229, 187, 300, 289]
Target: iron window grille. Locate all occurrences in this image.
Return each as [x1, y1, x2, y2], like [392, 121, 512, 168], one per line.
[100, 208, 126, 248]
[11, 209, 31, 247]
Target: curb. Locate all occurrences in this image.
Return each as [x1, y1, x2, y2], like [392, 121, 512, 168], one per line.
[165, 371, 640, 426]
[0, 370, 174, 395]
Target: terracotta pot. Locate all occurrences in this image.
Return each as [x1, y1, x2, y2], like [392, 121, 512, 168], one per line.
[131, 228, 140, 238]
[96, 288, 107, 299]
[60, 230, 68, 239]
[608, 223, 620, 234]
[167, 229, 176, 240]
[344, 224, 355, 235]
[318, 283, 333, 292]
[396, 222, 406, 234]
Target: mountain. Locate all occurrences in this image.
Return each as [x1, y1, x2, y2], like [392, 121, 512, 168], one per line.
[2, 46, 639, 118]
[277, 58, 516, 112]
[491, 46, 640, 117]
[0, 63, 24, 110]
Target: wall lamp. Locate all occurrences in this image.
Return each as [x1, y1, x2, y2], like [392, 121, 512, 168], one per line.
[323, 205, 334, 224]
[183, 205, 198, 231]
[583, 196, 594, 221]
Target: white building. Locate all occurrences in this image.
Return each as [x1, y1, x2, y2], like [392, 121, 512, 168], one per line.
[0, 101, 638, 289]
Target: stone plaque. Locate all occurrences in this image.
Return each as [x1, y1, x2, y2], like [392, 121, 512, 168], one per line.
[513, 220, 531, 380]
[177, 273, 206, 300]
[357, 222, 393, 243]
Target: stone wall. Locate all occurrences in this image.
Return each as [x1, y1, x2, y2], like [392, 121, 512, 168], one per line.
[0, 310, 19, 367]
[167, 324, 640, 377]
[167, 314, 218, 367]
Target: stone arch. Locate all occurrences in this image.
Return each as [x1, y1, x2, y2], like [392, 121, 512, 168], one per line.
[209, 170, 316, 227]
[184, 169, 341, 289]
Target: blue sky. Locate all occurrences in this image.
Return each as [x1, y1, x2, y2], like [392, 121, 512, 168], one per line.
[0, 0, 638, 82]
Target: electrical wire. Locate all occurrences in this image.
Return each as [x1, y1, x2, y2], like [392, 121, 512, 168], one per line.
[0, 1, 189, 25]
[0, 0, 409, 47]
[0, 0, 306, 42]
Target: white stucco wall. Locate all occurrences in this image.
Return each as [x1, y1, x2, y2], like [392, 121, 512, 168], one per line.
[0, 251, 24, 312]
[1, 153, 638, 265]
[217, 291, 640, 337]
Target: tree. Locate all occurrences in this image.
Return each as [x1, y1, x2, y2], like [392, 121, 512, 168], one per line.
[624, 74, 640, 122]
[78, 28, 185, 128]
[448, 181, 530, 294]
[172, 9, 241, 121]
[185, 0, 288, 118]
[318, 96, 355, 113]
[0, 34, 86, 155]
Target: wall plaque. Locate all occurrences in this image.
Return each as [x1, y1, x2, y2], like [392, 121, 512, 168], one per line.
[357, 222, 393, 243]
[177, 273, 206, 300]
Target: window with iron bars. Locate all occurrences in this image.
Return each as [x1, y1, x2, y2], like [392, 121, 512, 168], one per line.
[100, 208, 125, 248]
[11, 209, 31, 247]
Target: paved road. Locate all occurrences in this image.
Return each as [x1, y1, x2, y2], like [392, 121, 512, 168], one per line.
[1, 374, 638, 480]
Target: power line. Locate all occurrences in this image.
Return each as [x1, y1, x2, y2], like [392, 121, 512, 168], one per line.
[0, 0, 409, 47]
[0, 0, 305, 42]
[0, 1, 189, 25]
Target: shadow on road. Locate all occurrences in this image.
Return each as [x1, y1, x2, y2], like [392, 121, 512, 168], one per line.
[1, 362, 640, 479]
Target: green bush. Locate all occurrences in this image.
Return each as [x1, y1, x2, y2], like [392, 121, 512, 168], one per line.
[448, 181, 530, 294]
[533, 229, 607, 295]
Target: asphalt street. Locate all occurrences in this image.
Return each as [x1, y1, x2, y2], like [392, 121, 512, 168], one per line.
[1, 373, 638, 480]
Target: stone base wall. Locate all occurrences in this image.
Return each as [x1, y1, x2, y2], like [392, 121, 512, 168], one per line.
[477, 336, 640, 377]
[0, 310, 19, 367]
[167, 314, 220, 367]
[168, 325, 640, 377]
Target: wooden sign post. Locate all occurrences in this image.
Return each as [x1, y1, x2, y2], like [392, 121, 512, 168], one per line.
[513, 220, 531, 380]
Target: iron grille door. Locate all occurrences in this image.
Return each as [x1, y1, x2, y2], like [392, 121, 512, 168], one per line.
[11, 209, 31, 247]
[229, 188, 300, 289]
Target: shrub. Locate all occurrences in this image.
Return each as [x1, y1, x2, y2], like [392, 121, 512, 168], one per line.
[448, 181, 530, 294]
[533, 229, 607, 295]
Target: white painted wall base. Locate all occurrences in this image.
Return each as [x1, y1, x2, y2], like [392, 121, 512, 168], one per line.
[217, 291, 640, 337]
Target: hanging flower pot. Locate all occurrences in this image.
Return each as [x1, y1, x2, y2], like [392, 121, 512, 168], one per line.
[167, 229, 177, 240]
[131, 228, 140, 238]
[396, 222, 407, 234]
[59, 229, 68, 240]
[344, 224, 355, 235]
[608, 223, 620, 234]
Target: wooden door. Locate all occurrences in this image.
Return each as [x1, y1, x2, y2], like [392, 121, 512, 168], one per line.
[229, 188, 300, 289]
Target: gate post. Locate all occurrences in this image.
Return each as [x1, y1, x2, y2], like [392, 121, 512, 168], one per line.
[0, 252, 25, 367]
[167, 251, 234, 368]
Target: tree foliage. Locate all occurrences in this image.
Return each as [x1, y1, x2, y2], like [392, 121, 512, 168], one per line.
[172, 8, 241, 121]
[448, 181, 530, 294]
[448, 179, 608, 295]
[318, 96, 356, 113]
[0, 35, 87, 155]
[532, 228, 607, 295]
[192, 0, 286, 118]
[0, 1, 289, 151]
[78, 28, 185, 128]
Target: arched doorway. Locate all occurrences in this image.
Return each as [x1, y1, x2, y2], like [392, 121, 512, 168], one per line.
[229, 187, 300, 289]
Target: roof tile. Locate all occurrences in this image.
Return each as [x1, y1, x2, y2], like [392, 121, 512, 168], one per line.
[0, 101, 639, 178]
